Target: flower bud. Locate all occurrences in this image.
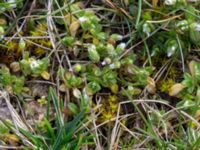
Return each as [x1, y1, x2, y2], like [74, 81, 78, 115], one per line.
[176, 20, 189, 31]
[164, 0, 177, 5]
[88, 45, 100, 63]
[107, 44, 117, 57]
[62, 36, 75, 46]
[19, 38, 26, 52]
[110, 34, 123, 41]
[68, 102, 79, 114]
[165, 39, 178, 57]
[116, 43, 126, 55]
[10, 62, 20, 72]
[73, 63, 82, 73]
[189, 23, 200, 46]
[0, 26, 4, 40]
[142, 22, 154, 37]
[109, 61, 121, 69]
[101, 57, 112, 66]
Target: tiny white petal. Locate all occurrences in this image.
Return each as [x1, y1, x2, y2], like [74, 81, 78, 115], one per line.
[0, 35, 4, 40]
[164, 0, 177, 5]
[176, 20, 189, 31]
[79, 16, 87, 23]
[30, 60, 41, 69]
[101, 61, 106, 66]
[109, 64, 115, 69]
[117, 35, 123, 40]
[195, 23, 200, 31]
[88, 44, 96, 51]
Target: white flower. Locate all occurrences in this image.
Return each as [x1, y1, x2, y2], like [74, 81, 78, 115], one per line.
[118, 43, 126, 49]
[101, 61, 106, 66]
[79, 16, 87, 23]
[190, 22, 200, 32]
[30, 59, 41, 69]
[88, 44, 96, 51]
[7, 0, 17, 8]
[109, 63, 115, 69]
[164, 0, 177, 5]
[176, 20, 189, 31]
[194, 23, 200, 32]
[117, 35, 123, 40]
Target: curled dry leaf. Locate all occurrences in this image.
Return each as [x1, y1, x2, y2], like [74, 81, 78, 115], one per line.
[169, 83, 186, 96]
[5, 134, 20, 146]
[146, 77, 156, 94]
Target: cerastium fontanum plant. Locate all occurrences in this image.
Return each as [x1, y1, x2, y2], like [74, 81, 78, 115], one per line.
[0, 0, 200, 149]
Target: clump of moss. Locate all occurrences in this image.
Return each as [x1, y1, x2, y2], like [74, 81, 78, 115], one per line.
[160, 79, 175, 93]
[98, 95, 119, 124]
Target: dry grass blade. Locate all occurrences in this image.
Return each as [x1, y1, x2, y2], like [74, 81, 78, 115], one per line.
[0, 90, 37, 149]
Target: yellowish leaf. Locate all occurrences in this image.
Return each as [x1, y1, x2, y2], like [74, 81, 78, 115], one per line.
[64, 13, 77, 25]
[146, 77, 156, 94]
[110, 84, 119, 94]
[4, 134, 20, 146]
[6, 85, 13, 94]
[192, 110, 200, 128]
[41, 71, 50, 80]
[189, 60, 196, 78]
[73, 88, 81, 99]
[59, 84, 66, 92]
[152, 0, 158, 7]
[123, 0, 129, 6]
[0, 18, 7, 26]
[70, 21, 80, 36]
[83, 33, 93, 39]
[169, 83, 185, 96]
[93, 38, 100, 45]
